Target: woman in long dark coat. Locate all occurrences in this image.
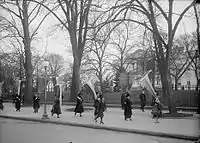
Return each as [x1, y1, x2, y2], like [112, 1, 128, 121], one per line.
[0, 96, 4, 111]
[94, 94, 106, 124]
[94, 92, 99, 118]
[139, 89, 146, 112]
[121, 92, 126, 110]
[51, 96, 61, 118]
[124, 92, 132, 121]
[14, 94, 21, 111]
[74, 92, 84, 117]
[33, 93, 40, 113]
[151, 98, 162, 123]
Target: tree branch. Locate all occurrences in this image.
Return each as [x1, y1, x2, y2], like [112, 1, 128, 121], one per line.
[172, 0, 195, 40]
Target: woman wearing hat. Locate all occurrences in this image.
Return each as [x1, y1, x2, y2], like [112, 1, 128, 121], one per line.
[33, 93, 40, 113]
[121, 92, 126, 110]
[94, 93, 106, 124]
[124, 92, 133, 121]
[51, 96, 61, 118]
[151, 97, 162, 123]
[139, 88, 146, 112]
[74, 91, 84, 117]
[14, 94, 21, 112]
[0, 96, 4, 111]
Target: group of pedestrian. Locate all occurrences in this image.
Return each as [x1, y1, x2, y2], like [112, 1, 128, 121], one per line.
[73, 91, 107, 124]
[121, 88, 163, 123]
[1, 84, 163, 124]
[11, 92, 41, 113]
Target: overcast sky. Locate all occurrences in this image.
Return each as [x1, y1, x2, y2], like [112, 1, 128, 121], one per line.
[31, 1, 196, 63]
[1, 0, 197, 63]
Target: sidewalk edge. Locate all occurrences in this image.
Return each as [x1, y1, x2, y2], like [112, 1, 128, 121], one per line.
[0, 115, 199, 141]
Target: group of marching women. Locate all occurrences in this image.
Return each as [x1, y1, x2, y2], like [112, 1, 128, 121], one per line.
[0, 85, 162, 124]
[121, 89, 163, 123]
[0, 92, 41, 113]
[73, 91, 107, 124]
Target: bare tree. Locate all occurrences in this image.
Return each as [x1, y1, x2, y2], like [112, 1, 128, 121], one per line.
[28, 0, 112, 101]
[169, 34, 196, 90]
[0, 0, 52, 103]
[82, 24, 112, 93]
[45, 53, 65, 78]
[109, 22, 134, 73]
[99, 0, 195, 113]
[193, 3, 200, 114]
[185, 33, 199, 89]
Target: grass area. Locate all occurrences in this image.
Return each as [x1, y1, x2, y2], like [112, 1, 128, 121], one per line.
[162, 112, 194, 119]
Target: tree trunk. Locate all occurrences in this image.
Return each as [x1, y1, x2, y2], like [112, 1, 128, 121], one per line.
[194, 4, 200, 114]
[174, 77, 178, 90]
[23, 42, 33, 104]
[160, 65, 177, 114]
[70, 58, 81, 102]
[99, 74, 103, 93]
[22, 0, 33, 105]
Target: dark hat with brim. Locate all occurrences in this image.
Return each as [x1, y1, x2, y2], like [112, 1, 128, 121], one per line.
[126, 93, 130, 97]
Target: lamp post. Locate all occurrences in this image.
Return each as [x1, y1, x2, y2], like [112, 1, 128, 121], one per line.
[42, 61, 49, 119]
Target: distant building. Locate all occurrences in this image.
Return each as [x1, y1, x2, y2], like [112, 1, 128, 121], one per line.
[125, 49, 197, 90]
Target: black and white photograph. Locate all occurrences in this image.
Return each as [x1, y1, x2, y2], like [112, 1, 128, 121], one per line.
[0, 0, 199, 143]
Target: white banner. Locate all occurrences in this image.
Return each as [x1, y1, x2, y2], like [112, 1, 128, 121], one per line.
[139, 70, 157, 98]
[55, 77, 65, 107]
[17, 80, 22, 96]
[85, 81, 97, 100]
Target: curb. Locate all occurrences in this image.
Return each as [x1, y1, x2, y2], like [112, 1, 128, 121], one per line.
[0, 115, 199, 141]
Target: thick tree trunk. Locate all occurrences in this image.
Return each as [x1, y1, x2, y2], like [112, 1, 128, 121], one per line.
[23, 40, 33, 105]
[194, 5, 200, 114]
[174, 77, 178, 90]
[70, 59, 81, 102]
[160, 65, 177, 114]
[22, 0, 33, 105]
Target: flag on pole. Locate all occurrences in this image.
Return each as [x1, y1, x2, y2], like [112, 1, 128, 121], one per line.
[139, 70, 157, 99]
[85, 81, 97, 100]
[59, 84, 65, 107]
[17, 80, 22, 96]
[55, 77, 65, 109]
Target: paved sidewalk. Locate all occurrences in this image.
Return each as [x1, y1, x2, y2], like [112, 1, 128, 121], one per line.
[0, 103, 199, 141]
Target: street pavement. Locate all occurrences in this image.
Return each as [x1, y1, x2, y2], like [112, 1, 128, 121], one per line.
[0, 118, 195, 143]
[0, 103, 199, 141]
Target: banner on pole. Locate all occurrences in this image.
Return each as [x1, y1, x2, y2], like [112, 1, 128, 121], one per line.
[139, 70, 157, 98]
[84, 81, 97, 100]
